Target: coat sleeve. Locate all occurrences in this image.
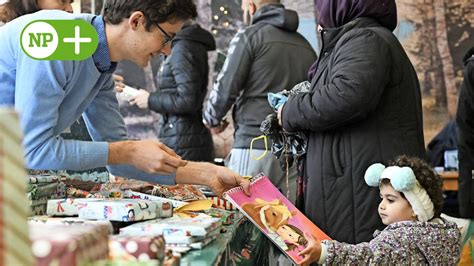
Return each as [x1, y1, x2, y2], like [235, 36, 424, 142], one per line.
[203, 29, 252, 127]
[322, 233, 407, 264]
[282, 29, 391, 133]
[148, 43, 206, 115]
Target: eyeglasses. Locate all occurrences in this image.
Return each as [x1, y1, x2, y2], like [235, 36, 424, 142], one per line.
[156, 23, 174, 48]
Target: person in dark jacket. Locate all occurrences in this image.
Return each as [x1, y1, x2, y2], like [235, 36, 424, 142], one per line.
[203, 0, 316, 203]
[129, 21, 215, 162]
[456, 47, 474, 218]
[278, 0, 425, 244]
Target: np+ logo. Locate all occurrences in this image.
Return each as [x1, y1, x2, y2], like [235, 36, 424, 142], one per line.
[21, 20, 98, 60]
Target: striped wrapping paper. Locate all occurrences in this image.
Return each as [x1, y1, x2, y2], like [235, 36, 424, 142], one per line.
[209, 196, 236, 211]
[0, 109, 33, 265]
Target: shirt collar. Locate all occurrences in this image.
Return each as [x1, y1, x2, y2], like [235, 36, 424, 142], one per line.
[91, 16, 117, 73]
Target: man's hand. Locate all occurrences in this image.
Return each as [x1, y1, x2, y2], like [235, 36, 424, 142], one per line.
[298, 232, 322, 266]
[129, 89, 150, 109]
[175, 162, 250, 197]
[109, 140, 187, 175]
[113, 74, 125, 92]
[206, 165, 251, 197]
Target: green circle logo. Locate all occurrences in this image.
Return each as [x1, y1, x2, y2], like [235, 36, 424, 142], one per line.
[20, 20, 99, 60]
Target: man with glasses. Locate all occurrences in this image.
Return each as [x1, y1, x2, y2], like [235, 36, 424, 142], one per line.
[156, 23, 174, 47]
[0, 0, 250, 196]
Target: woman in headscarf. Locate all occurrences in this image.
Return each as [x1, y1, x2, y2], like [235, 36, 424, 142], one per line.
[278, 0, 425, 243]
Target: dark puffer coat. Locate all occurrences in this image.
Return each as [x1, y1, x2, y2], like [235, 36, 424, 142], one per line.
[456, 47, 474, 218]
[148, 24, 215, 162]
[282, 17, 425, 243]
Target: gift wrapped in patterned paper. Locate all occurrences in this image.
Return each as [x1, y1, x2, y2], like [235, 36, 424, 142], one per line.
[120, 216, 222, 237]
[28, 174, 64, 184]
[108, 235, 166, 262]
[29, 222, 109, 266]
[27, 182, 60, 200]
[47, 198, 106, 216]
[203, 208, 237, 225]
[29, 197, 49, 216]
[65, 171, 110, 183]
[100, 178, 155, 194]
[161, 226, 221, 246]
[26, 175, 68, 201]
[91, 259, 164, 265]
[78, 199, 173, 222]
[66, 186, 106, 198]
[148, 184, 206, 201]
[166, 235, 218, 250]
[124, 190, 187, 208]
[27, 170, 110, 183]
[209, 196, 236, 211]
[28, 216, 114, 234]
[0, 109, 34, 265]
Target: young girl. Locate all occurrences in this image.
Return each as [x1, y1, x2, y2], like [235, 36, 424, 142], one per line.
[298, 155, 462, 265]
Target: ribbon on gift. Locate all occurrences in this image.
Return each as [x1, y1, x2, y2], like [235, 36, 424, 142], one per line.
[173, 199, 213, 218]
[56, 201, 65, 213]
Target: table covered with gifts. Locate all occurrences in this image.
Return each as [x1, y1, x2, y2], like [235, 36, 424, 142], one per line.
[23, 172, 269, 265]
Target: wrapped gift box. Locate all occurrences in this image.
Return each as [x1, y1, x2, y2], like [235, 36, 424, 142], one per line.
[149, 184, 206, 201]
[210, 196, 236, 211]
[0, 109, 34, 265]
[166, 235, 218, 250]
[27, 182, 60, 200]
[28, 216, 114, 234]
[28, 174, 64, 184]
[29, 197, 49, 216]
[29, 223, 109, 266]
[203, 208, 236, 225]
[47, 198, 105, 216]
[78, 199, 172, 222]
[120, 216, 222, 237]
[162, 226, 221, 245]
[109, 235, 165, 261]
[124, 190, 187, 208]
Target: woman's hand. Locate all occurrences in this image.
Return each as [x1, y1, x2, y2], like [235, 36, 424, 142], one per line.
[113, 74, 125, 92]
[129, 89, 150, 109]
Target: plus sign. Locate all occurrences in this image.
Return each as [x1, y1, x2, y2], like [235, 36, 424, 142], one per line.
[63, 26, 92, 55]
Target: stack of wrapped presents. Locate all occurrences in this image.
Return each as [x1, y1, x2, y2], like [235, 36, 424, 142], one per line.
[0, 109, 239, 265]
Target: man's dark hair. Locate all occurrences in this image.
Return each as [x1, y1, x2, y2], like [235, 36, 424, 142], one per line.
[103, 0, 197, 31]
[0, 0, 39, 23]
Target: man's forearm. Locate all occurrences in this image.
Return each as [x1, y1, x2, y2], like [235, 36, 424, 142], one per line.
[108, 140, 135, 164]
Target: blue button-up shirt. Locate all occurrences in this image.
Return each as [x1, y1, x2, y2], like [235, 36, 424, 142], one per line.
[0, 10, 175, 184]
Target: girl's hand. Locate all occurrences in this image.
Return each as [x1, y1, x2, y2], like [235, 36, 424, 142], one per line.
[298, 232, 322, 266]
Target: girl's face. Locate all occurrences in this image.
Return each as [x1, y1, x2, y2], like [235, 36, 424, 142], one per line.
[276, 225, 301, 244]
[378, 185, 417, 225]
[37, 0, 73, 13]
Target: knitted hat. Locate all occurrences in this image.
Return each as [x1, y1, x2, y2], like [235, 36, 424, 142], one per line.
[364, 163, 435, 222]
